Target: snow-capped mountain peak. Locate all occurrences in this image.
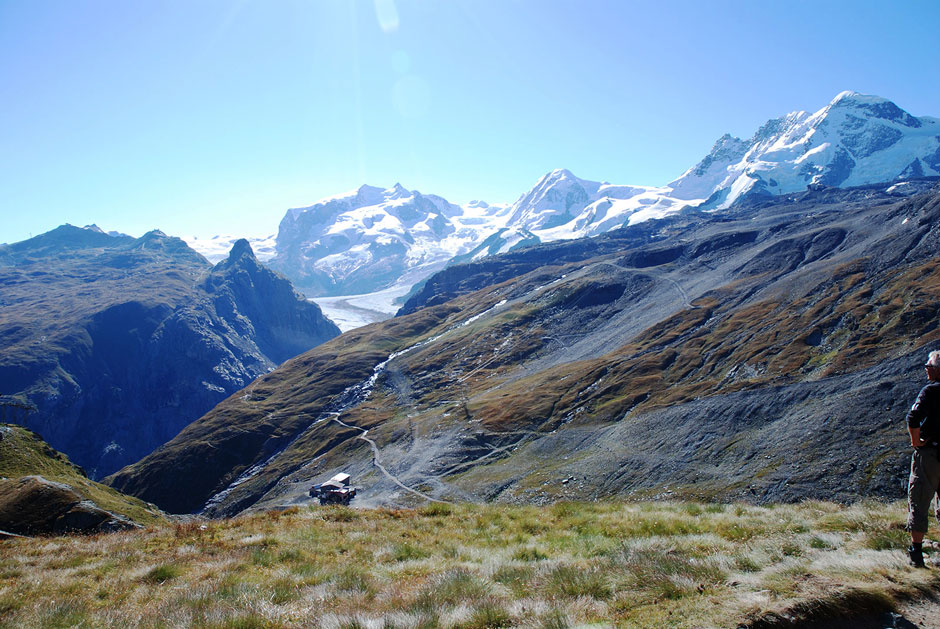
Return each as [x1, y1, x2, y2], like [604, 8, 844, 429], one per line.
[269, 183, 510, 297]
[386, 182, 410, 200]
[507, 168, 605, 231]
[668, 91, 940, 209]
[825, 90, 922, 128]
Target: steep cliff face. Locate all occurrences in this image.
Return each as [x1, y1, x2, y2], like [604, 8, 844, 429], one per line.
[0, 227, 340, 478]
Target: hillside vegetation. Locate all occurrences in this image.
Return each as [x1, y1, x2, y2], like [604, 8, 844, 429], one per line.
[0, 424, 164, 529]
[0, 500, 934, 628]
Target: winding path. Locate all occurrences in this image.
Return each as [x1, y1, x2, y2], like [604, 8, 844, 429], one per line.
[328, 414, 452, 504]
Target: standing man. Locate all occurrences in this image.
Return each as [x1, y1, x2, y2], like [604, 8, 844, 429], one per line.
[907, 350, 940, 568]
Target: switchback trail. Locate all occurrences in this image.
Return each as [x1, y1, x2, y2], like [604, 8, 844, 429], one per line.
[205, 296, 514, 512]
[328, 414, 452, 504]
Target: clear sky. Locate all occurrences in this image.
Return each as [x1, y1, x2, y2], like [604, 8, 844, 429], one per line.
[2, 0, 939, 243]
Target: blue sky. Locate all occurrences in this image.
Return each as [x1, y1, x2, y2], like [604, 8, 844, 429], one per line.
[2, 0, 939, 243]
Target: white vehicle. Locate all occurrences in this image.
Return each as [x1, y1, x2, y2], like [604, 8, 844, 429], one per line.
[309, 473, 357, 505]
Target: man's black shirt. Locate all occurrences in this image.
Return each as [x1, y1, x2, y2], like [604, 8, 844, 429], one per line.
[907, 381, 940, 444]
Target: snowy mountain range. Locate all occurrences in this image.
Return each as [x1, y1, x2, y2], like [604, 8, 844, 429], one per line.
[185, 91, 940, 316]
[182, 234, 277, 264]
[668, 91, 940, 207]
[266, 185, 512, 297]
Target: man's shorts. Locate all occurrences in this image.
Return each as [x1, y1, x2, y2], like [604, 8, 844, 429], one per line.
[908, 446, 940, 534]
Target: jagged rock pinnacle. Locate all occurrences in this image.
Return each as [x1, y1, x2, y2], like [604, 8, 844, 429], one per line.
[228, 238, 256, 262]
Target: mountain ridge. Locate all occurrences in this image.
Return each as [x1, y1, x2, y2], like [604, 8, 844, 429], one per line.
[0, 423, 165, 534]
[0, 226, 340, 478]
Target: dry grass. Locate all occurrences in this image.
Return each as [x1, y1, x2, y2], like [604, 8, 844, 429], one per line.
[0, 500, 935, 628]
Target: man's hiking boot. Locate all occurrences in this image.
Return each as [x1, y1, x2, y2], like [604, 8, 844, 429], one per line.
[909, 544, 926, 568]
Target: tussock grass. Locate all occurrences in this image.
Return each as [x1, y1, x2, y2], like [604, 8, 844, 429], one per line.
[0, 500, 936, 628]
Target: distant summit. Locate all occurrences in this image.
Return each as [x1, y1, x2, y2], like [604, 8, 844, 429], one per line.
[669, 90, 940, 208]
[268, 183, 511, 297]
[506, 169, 603, 231]
[226, 238, 256, 263]
[82, 224, 127, 238]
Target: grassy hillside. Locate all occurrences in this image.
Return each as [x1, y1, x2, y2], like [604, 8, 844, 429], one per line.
[0, 499, 934, 628]
[0, 424, 164, 527]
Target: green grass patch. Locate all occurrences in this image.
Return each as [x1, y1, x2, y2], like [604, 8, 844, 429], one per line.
[38, 599, 90, 629]
[269, 577, 299, 604]
[419, 502, 453, 517]
[512, 546, 548, 561]
[392, 543, 431, 562]
[865, 526, 908, 551]
[142, 564, 180, 584]
[492, 564, 535, 597]
[0, 424, 165, 527]
[457, 601, 513, 628]
[544, 564, 612, 600]
[809, 536, 837, 550]
[413, 568, 490, 611]
[334, 566, 376, 594]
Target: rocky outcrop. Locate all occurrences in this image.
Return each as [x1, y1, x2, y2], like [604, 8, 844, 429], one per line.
[0, 227, 340, 478]
[0, 476, 138, 535]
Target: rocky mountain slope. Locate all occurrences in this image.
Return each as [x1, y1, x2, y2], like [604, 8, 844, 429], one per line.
[0, 226, 340, 478]
[0, 423, 164, 534]
[107, 178, 940, 515]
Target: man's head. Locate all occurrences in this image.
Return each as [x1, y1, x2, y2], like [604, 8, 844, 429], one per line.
[925, 351, 940, 381]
